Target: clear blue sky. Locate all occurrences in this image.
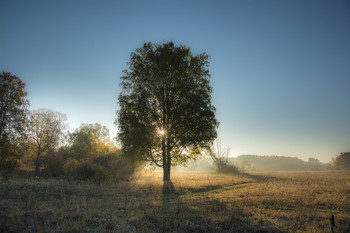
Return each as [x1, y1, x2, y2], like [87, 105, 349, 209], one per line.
[1, 0, 349, 162]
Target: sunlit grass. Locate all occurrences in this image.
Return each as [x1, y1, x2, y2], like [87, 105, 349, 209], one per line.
[1, 171, 349, 232]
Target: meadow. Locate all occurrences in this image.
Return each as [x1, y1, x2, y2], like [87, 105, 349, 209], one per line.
[1, 171, 349, 232]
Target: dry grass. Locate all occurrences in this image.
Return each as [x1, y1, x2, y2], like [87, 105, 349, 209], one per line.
[1, 171, 349, 232]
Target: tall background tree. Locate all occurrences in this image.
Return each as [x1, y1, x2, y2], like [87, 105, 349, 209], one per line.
[117, 42, 218, 183]
[27, 109, 67, 174]
[0, 71, 29, 178]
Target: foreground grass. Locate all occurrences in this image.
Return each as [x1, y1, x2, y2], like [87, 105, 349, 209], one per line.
[0, 171, 349, 232]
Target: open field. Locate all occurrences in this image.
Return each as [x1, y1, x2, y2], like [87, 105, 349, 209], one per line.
[1, 171, 349, 232]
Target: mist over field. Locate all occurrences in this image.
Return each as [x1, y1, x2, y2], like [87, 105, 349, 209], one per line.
[174, 155, 331, 173]
[1, 0, 350, 232]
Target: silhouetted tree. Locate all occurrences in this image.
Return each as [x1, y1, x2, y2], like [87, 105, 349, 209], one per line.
[117, 42, 218, 183]
[333, 152, 350, 170]
[27, 109, 67, 174]
[0, 71, 29, 178]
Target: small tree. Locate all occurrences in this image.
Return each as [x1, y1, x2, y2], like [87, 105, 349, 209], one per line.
[59, 123, 125, 181]
[0, 71, 29, 178]
[67, 123, 116, 159]
[117, 42, 218, 183]
[27, 109, 67, 174]
[210, 141, 229, 169]
[210, 141, 239, 174]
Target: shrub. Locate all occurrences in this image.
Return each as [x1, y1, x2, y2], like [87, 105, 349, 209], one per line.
[69, 161, 109, 182]
[43, 151, 65, 177]
[90, 164, 109, 183]
[215, 162, 240, 174]
[80, 158, 94, 165]
[62, 151, 129, 182]
[75, 162, 95, 180]
[63, 158, 79, 176]
[0, 141, 21, 180]
[94, 153, 115, 167]
[93, 152, 133, 181]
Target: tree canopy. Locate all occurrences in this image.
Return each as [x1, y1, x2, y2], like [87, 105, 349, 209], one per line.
[27, 109, 67, 174]
[67, 123, 116, 159]
[117, 42, 218, 182]
[0, 71, 29, 178]
[0, 71, 29, 143]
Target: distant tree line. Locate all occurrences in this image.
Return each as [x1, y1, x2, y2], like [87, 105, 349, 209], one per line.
[230, 155, 328, 171]
[182, 153, 350, 172]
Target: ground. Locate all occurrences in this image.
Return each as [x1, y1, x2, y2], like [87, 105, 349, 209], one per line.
[0, 171, 349, 232]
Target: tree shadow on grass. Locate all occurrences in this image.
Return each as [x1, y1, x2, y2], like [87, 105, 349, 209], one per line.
[129, 180, 285, 233]
[239, 172, 285, 182]
[185, 181, 253, 195]
[162, 180, 177, 194]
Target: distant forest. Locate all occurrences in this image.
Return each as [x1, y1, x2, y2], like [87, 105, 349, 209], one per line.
[183, 155, 330, 172]
[231, 155, 328, 171]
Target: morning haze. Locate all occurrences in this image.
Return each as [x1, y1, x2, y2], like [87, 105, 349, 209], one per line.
[1, 0, 350, 231]
[1, 0, 349, 162]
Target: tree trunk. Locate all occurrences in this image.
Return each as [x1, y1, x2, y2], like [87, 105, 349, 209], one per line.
[35, 147, 41, 175]
[165, 141, 172, 182]
[162, 136, 170, 182]
[163, 164, 170, 182]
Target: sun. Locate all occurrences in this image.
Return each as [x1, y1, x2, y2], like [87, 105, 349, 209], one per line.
[158, 129, 165, 135]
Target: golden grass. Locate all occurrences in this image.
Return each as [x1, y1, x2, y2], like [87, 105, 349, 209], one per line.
[1, 171, 349, 232]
